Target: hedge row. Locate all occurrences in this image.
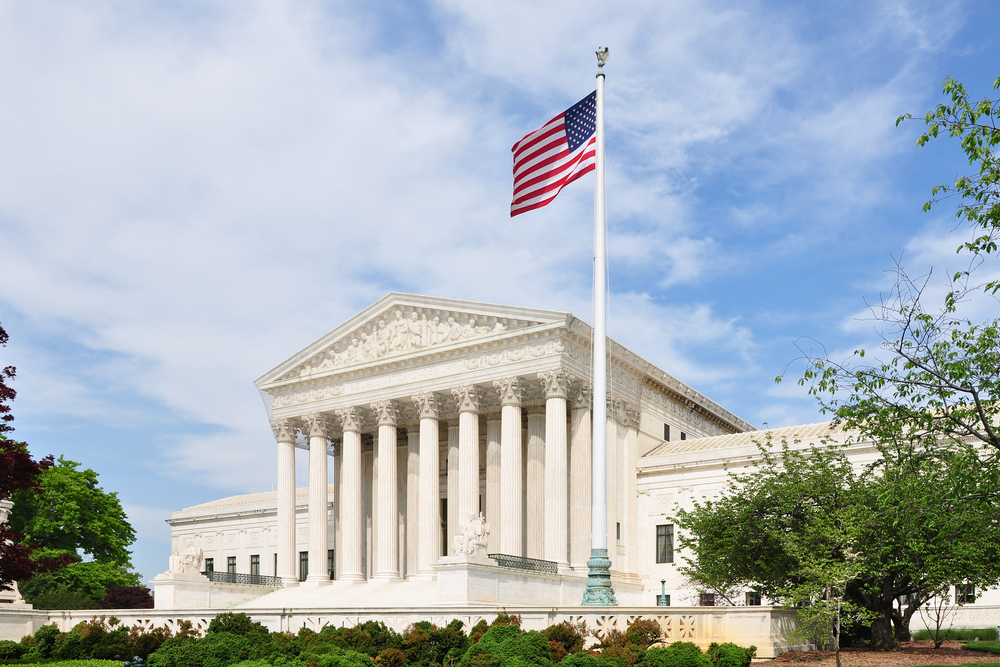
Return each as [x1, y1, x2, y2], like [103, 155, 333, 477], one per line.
[0, 613, 756, 667]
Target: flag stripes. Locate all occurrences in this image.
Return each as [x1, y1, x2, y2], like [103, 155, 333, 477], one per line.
[510, 92, 597, 217]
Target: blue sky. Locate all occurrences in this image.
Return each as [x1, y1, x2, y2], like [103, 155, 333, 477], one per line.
[1, 0, 998, 583]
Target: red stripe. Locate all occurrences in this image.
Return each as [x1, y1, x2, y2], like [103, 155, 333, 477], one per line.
[512, 154, 594, 207]
[513, 141, 594, 199]
[513, 129, 567, 174]
[511, 154, 595, 214]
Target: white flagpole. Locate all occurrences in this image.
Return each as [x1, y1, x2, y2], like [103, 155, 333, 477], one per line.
[582, 46, 617, 606]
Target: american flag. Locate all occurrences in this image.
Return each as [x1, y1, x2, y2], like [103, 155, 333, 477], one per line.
[510, 91, 597, 217]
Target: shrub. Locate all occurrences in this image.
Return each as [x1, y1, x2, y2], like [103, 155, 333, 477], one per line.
[461, 623, 553, 667]
[378, 647, 406, 667]
[209, 612, 269, 638]
[30, 590, 101, 609]
[912, 627, 999, 641]
[625, 620, 662, 651]
[544, 621, 587, 659]
[562, 653, 626, 667]
[639, 642, 712, 667]
[31, 623, 61, 659]
[0, 639, 25, 659]
[705, 643, 755, 667]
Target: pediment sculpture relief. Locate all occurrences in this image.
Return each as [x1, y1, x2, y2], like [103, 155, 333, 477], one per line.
[292, 309, 524, 378]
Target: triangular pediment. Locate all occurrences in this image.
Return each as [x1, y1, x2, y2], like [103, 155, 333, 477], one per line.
[255, 293, 569, 387]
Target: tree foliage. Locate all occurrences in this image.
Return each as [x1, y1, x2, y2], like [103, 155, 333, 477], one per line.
[10, 455, 136, 566]
[673, 435, 1000, 652]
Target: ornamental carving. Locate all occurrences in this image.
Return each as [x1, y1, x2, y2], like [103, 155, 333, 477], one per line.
[539, 370, 574, 399]
[301, 412, 331, 438]
[371, 400, 402, 426]
[270, 418, 297, 443]
[336, 407, 366, 432]
[569, 380, 593, 409]
[412, 392, 443, 419]
[494, 377, 525, 406]
[452, 385, 485, 413]
[623, 403, 641, 430]
[288, 307, 531, 378]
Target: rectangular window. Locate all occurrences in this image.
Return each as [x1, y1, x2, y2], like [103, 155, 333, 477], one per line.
[328, 549, 335, 580]
[663, 424, 670, 441]
[250, 555, 260, 576]
[227, 556, 236, 574]
[746, 591, 761, 606]
[656, 524, 674, 564]
[616, 522, 621, 545]
[699, 593, 716, 607]
[274, 553, 278, 577]
[956, 584, 976, 604]
[680, 432, 686, 440]
[205, 558, 214, 573]
[299, 551, 309, 581]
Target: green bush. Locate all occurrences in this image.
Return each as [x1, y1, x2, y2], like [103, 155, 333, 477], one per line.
[0, 640, 26, 659]
[461, 624, 553, 667]
[209, 612, 269, 638]
[964, 641, 1000, 655]
[639, 642, 712, 667]
[912, 627, 999, 641]
[561, 652, 626, 667]
[401, 620, 469, 667]
[29, 591, 100, 610]
[705, 643, 755, 667]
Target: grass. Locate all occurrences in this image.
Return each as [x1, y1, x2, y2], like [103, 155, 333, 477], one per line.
[912, 628, 999, 641]
[964, 642, 1000, 656]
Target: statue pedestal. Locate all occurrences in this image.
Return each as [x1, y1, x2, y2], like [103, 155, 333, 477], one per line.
[151, 571, 213, 609]
[433, 556, 596, 606]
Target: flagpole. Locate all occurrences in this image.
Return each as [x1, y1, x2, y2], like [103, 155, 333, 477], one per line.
[582, 46, 617, 606]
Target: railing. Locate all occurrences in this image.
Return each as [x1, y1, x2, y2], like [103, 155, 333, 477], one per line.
[487, 553, 558, 575]
[203, 571, 282, 587]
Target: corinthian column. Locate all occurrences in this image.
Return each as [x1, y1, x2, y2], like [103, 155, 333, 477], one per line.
[371, 400, 401, 579]
[495, 377, 524, 556]
[336, 407, 365, 581]
[271, 418, 298, 586]
[452, 385, 484, 535]
[405, 423, 420, 578]
[569, 382, 593, 570]
[413, 392, 442, 574]
[302, 412, 332, 585]
[540, 370, 572, 568]
[447, 419, 459, 551]
[525, 405, 546, 559]
[485, 413, 501, 553]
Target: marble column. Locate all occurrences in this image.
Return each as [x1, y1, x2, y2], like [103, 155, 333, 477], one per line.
[494, 377, 524, 556]
[485, 413, 501, 553]
[525, 405, 546, 560]
[540, 371, 571, 568]
[452, 386, 483, 533]
[405, 423, 420, 578]
[397, 429, 408, 578]
[413, 392, 442, 574]
[446, 419, 459, 552]
[302, 412, 332, 585]
[371, 400, 401, 579]
[623, 403, 640, 576]
[569, 382, 593, 570]
[270, 418, 298, 586]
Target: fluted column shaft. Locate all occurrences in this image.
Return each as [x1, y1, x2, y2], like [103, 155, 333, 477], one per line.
[485, 416, 501, 553]
[272, 419, 298, 586]
[414, 393, 442, 574]
[447, 420, 459, 552]
[405, 424, 420, 578]
[338, 410, 364, 581]
[499, 403, 523, 555]
[372, 401, 400, 579]
[569, 384, 593, 570]
[525, 407, 546, 559]
[303, 413, 331, 584]
[541, 371, 571, 567]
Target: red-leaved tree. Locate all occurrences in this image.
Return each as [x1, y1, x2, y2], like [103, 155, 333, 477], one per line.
[0, 322, 74, 591]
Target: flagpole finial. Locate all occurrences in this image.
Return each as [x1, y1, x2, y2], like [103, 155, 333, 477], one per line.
[596, 47, 609, 74]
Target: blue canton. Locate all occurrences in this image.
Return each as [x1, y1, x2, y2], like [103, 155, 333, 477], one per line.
[564, 91, 597, 153]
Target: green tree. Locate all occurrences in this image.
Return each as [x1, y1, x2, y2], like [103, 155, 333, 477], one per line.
[673, 436, 1000, 652]
[10, 456, 136, 565]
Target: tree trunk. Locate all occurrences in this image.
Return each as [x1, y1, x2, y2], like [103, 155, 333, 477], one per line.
[871, 608, 895, 651]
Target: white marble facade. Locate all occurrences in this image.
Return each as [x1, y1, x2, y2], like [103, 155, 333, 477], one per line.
[162, 293, 753, 606]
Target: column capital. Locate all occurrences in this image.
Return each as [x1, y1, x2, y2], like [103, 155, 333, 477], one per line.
[271, 418, 297, 443]
[539, 370, 574, 400]
[412, 392, 443, 419]
[301, 412, 331, 438]
[452, 385, 485, 413]
[623, 402, 641, 430]
[494, 377, 525, 407]
[371, 399, 402, 426]
[569, 380, 593, 409]
[606, 395, 623, 422]
[336, 406, 366, 433]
